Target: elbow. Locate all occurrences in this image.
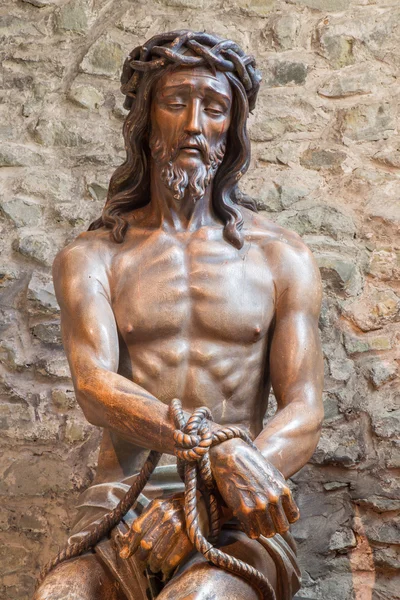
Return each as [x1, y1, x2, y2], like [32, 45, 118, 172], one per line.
[307, 408, 324, 458]
[75, 376, 104, 428]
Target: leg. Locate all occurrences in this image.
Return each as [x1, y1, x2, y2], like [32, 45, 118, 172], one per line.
[33, 554, 123, 600]
[158, 530, 278, 600]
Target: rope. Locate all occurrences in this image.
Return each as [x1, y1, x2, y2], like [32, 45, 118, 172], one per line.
[36, 449, 162, 586]
[37, 400, 276, 600]
[120, 30, 262, 112]
[172, 400, 276, 600]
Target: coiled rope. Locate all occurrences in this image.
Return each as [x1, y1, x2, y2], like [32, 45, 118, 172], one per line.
[38, 400, 276, 600]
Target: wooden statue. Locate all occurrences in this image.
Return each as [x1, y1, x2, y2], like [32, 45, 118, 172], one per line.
[34, 30, 324, 600]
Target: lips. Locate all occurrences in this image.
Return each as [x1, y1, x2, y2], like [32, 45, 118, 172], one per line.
[180, 145, 201, 151]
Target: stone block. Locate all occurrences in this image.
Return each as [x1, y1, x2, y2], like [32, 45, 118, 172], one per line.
[0, 543, 32, 574]
[249, 117, 286, 142]
[367, 249, 400, 281]
[69, 85, 105, 110]
[22, 0, 59, 5]
[323, 482, 349, 491]
[51, 387, 77, 411]
[341, 287, 400, 332]
[81, 37, 124, 78]
[300, 148, 346, 171]
[64, 415, 93, 443]
[315, 12, 399, 69]
[56, 0, 90, 33]
[16, 232, 59, 267]
[362, 359, 397, 389]
[318, 30, 355, 69]
[37, 355, 71, 379]
[366, 189, 400, 226]
[312, 419, 366, 467]
[329, 527, 357, 552]
[354, 512, 400, 545]
[0, 143, 44, 167]
[292, 0, 348, 9]
[233, 0, 275, 15]
[317, 252, 362, 297]
[0, 196, 44, 228]
[318, 64, 377, 98]
[276, 205, 357, 241]
[16, 510, 48, 535]
[374, 546, 400, 571]
[244, 176, 281, 211]
[372, 410, 400, 439]
[160, 0, 208, 6]
[377, 440, 400, 469]
[355, 495, 400, 513]
[31, 320, 62, 345]
[0, 391, 60, 442]
[54, 198, 102, 226]
[27, 272, 59, 315]
[344, 333, 392, 354]
[339, 102, 396, 142]
[32, 118, 90, 147]
[265, 59, 308, 87]
[328, 357, 354, 383]
[0, 454, 74, 496]
[270, 13, 300, 50]
[373, 147, 400, 169]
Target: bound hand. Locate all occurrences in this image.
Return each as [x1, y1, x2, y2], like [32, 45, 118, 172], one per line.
[210, 438, 299, 539]
[118, 493, 206, 579]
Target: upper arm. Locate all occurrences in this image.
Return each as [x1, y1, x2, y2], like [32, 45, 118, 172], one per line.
[53, 240, 119, 389]
[269, 241, 324, 418]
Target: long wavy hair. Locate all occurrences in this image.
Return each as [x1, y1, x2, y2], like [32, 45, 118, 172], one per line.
[89, 65, 257, 249]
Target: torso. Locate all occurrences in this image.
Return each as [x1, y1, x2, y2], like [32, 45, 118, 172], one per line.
[83, 211, 298, 483]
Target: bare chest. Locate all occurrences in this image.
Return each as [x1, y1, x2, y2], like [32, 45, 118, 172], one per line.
[112, 231, 275, 345]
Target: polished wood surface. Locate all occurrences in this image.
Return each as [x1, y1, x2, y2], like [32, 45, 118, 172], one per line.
[35, 30, 323, 600]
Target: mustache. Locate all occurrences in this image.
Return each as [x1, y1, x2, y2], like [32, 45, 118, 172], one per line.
[149, 131, 226, 169]
[170, 134, 210, 164]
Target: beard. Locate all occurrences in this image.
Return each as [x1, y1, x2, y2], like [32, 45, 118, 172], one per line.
[149, 131, 226, 203]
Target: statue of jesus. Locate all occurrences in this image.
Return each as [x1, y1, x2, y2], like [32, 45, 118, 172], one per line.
[34, 30, 324, 600]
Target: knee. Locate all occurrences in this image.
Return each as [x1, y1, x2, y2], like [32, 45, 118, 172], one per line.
[33, 555, 117, 600]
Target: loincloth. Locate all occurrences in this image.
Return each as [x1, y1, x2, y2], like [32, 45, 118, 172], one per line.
[68, 465, 301, 600]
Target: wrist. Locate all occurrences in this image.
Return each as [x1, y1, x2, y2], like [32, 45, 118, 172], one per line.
[210, 437, 246, 465]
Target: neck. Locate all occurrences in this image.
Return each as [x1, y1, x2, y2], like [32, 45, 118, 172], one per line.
[148, 160, 219, 233]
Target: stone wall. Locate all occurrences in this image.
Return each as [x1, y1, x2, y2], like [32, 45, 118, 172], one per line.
[1, 0, 399, 598]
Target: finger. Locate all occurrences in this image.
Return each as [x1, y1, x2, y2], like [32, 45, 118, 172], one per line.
[281, 492, 300, 524]
[148, 528, 181, 574]
[122, 498, 179, 558]
[268, 500, 290, 535]
[134, 536, 155, 562]
[161, 533, 194, 579]
[253, 507, 276, 539]
[120, 507, 161, 558]
[138, 512, 183, 566]
[238, 507, 261, 540]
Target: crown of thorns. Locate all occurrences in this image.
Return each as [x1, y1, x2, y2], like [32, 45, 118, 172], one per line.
[120, 30, 262, 113]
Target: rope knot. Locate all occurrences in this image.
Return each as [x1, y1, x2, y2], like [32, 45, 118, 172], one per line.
[173, 413, 213, 462]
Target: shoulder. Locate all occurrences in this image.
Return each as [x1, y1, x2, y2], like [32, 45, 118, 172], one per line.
[52, 229, 116, 300]
[242, 208, 313, 261]
[241, 208, 321, 304]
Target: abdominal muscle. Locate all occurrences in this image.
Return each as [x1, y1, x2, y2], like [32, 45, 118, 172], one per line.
[93, 334, 270, 485]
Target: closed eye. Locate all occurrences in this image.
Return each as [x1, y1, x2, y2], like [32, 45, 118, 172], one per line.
[205, 108, 224, 116]
[167, 103, 186, 110]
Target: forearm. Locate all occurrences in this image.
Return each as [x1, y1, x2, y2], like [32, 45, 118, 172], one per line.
[254, 399, 323, 478]
[76, 367, 222, 455]
[76, 367, 180, 454]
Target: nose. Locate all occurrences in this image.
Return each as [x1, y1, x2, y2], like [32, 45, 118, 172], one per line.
[184, 99, 202, 136]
